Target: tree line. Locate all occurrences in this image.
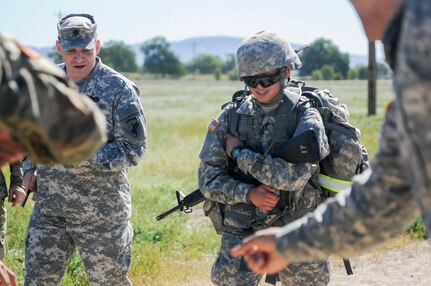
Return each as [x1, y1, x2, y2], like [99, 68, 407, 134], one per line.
[48, 36, 391, 80]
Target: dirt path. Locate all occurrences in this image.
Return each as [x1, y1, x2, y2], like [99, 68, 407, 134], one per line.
[328, 239, 431, 286]
[185, 209, 431, 286]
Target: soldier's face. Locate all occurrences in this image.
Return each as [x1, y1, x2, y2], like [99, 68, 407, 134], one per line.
[0, 128, 24, 167]
[248, 69, 290, 104]
[56, 39, 101, 82]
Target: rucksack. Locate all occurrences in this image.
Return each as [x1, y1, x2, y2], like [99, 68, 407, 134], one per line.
[293, 80, 369, 196]
[227, 79, 369, 197]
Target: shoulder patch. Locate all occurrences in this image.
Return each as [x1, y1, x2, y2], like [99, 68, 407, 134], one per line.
[208, 118, 220, 132]
[384, 98, 395, 112]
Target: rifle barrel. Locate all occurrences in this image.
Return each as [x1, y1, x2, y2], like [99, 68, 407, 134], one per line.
[156, 205, 182, 221]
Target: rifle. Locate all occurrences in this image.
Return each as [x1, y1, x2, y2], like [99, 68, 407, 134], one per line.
[156, 189, 205, 221]
[20, 188, 35, 208]
[156, 131, 320, 221]
[157, 130, 353, 274]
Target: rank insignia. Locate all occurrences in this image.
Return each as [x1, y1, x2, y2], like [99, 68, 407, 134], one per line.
[208, 118, 220, 132]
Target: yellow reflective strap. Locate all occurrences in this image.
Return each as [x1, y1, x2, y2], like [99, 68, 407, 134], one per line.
[318, 173, 352, 193]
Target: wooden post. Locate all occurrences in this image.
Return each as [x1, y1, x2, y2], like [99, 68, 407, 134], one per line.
[368, 41, 377, 116]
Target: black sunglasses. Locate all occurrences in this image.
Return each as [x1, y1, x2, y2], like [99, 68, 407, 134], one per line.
[243, 71, 282, 88]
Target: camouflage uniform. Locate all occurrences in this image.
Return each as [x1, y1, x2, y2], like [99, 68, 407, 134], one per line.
[272, 0, 431, 265]
[23, 55, 147, 285]
[0, 33, 106, 165]
[199, 33, 331, 286]
[0, 161, 23, 258]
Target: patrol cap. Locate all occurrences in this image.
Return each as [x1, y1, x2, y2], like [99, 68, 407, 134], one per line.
[235, 31, 302, 78]
[57, 13, 97, 50]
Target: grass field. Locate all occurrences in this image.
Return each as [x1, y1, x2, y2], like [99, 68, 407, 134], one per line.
[2, 78, 395, 285]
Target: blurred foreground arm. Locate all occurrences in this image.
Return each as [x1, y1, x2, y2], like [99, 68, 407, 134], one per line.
[0, 260, 17, 286]
[230, 227, 288, 274]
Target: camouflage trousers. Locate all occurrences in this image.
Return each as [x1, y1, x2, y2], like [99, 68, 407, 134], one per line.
[0, 199, 5, 258]
[211, 228, 330, 286]
[25, 206, 133, 286]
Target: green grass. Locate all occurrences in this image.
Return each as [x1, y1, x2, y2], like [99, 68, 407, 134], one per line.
[2, 78, 395, 285]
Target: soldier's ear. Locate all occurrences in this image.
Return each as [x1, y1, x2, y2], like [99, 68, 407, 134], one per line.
[95, 39, 101, 55]
[55, 40, 63, 56]
[284, 68, 291, 78]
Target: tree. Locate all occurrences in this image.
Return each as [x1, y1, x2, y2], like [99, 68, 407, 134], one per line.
[221, 54, 236, 73]
[47, 46, 62, 64]
[377, 62, 392, 79]
[187, 54, 222, 74]
[99, 40, 138, 72]
[299, 38, 350, 79]
[140, 36, 185, 78]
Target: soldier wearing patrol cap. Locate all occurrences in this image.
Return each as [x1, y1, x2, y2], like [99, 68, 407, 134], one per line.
[198, 31, 331, 285]
[231, 0, 431, 280]
[22, 13, 147, 286]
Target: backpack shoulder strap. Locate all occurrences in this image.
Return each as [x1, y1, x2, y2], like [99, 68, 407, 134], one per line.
[224, 89, 250, 135]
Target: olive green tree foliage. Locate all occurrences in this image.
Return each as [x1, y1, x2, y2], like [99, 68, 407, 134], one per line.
[140, 36, 185, 78]
[98, 40, 138, 72]
[221, 54, 235, 73]
[312, 65, 343, 80]
[47, 46, 62, 64]
[299, 38, 350, 79]
[348, 63, 391, 80]
[187, 53, 222, 74]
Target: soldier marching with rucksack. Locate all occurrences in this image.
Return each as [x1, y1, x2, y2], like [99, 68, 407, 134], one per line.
[198, 31, 369, 286]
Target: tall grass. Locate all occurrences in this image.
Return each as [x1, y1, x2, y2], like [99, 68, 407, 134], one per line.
[2, 78, 394, 285]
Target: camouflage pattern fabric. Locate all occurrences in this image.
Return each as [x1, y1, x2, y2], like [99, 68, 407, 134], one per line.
[273, 0, 431, 264]
[235, 31, 302, 77]
[25, 206, 133, 286]
[198, 85, 330, 285]
[0, 160, 23, 258]
[0, 33, 107, 164]
[23, 58, 147, 285]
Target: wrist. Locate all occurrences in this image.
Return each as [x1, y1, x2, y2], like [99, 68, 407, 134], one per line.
[230, 146, 244, 162]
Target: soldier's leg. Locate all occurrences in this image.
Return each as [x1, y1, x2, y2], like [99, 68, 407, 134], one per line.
[278, 259, 330, 286]
[0, 199, 6, 259]
[71, 219, 133, 286]
[211, 228, 262, 286]
[0, 173, 7, 260]
[25, 206, 75, 286]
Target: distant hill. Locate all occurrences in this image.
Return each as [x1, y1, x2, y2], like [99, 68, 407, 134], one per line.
[34, 35, 370, 68]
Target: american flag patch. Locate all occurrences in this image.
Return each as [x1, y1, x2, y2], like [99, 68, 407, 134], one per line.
[208, 118, 220, 132]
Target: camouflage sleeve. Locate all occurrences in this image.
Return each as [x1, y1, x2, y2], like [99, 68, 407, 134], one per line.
[236, 108, 329, 191]
[8, 160, 23, 187]
[274, 101, 417, 262]
[393, 0, 431, 231]
[0, 33, 107, 165]
[198, 109, 254, 204]
[90, 84, 147, 170]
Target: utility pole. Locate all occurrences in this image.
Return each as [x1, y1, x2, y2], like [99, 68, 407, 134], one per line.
[191, 41, 199, 79]
[54, 8, 63, 21]
[368, 40, 377, 116]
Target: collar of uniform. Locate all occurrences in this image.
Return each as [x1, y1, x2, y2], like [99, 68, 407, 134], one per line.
[236, 94, 260, 117]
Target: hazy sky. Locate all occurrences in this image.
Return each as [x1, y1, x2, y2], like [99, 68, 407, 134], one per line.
[0, 0, 377, 56]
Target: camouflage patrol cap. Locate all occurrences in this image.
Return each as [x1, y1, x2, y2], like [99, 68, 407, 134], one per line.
[57, 14, 97, 50]
[235, 31, 302, 78]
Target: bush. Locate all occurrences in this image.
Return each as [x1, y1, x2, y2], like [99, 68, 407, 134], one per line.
[406, 218, 427, 240]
